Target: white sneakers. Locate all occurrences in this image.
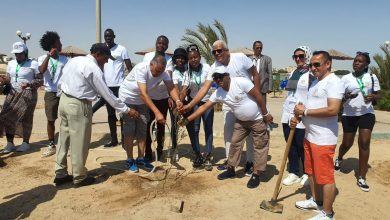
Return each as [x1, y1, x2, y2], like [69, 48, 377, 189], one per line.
[2, 142, 16, 153]
[307, 210, 335, 220]
[283, 173, 301, 185]
[295, 197, 321, 210]
[17, 142, 30, 152]
[283, 173, 309, 186]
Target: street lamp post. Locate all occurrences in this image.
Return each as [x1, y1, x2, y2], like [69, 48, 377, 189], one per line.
[16, 30, 31, 44]
[385, 40, 390, 49]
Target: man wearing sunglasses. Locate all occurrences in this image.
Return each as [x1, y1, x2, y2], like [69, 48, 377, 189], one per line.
[179, 70, 273, 188]
[291, 51, 344, 220]
[179, 40, 263, 176]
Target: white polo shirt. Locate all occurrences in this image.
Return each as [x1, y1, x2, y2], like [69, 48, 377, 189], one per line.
[38, 54, 68, 92]
[103, 44, 130, 87]
[209, 77, 262, 121]
[281, 71, 312, 129]
[143, 51, 173, 100]
[119, 62, 171, 105]
[188, 63, 213, 102]
[211, 53, 254, 111]
[341, 72, 380, 116]
[302, 73, 344, 145]
[7, 59, 39, 91]
[60, 54, 128, 114]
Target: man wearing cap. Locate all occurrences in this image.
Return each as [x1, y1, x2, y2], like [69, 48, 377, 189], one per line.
[142, 35, 175, 160]
[179, 71, 273, 188]
[179, 40, 262, 176]
[54, 43, 139, 187]
[92, 28, 133, 148]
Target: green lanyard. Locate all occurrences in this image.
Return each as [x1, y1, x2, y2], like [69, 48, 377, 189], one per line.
[49, 57, 59, 81]
[354, 72, 366, 96]
[193, 71, 202, 88]
[15, 60, 26, 82]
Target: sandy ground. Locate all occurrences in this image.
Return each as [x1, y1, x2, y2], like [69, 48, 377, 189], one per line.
[0, 89, 389, 220]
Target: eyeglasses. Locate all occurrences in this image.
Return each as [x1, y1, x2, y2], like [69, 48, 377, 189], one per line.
[292, 54, 305, 60]
[212, 49, 225, 55]
[212, 73, 225, 81]
[356, 51, 369, 56]
[308, 62, 321, 68]
[187, 44, 199, 52]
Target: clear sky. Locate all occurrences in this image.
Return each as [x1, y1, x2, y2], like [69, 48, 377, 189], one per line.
[1, 0, 389, 71]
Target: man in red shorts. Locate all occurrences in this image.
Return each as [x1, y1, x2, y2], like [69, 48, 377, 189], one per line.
[292, 51, 344, 220]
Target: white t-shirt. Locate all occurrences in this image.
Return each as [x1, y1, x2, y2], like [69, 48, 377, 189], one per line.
[119, 62, 171, 105]
[211, 53, 254, 111]
[341, 72, 380, 116]
[7, 59, 39, 91]
[209, 77, 262, 121]
[143, 51, 173, 100]
[281, 71, 312, 129]
[188, 63, 213, 102]
[103, 44, 130, 87]
[38, 54, 68, 92]
[302, 73, 344, 145]
[172, 68, 190, 89]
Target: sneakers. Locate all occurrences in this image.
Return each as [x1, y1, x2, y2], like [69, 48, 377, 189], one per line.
[2, 142, 16, 153]
[283, 173, 301, 186]
[126, 159, 138, 173]
[192, 153, 204, 168]
[334, 158, 342, 171]
[42, 142, 56, 158]
[247, 173, 260, 188]
[300, 174, 309, 186]
[136, 157, 154, 170]
[357, 176, 370, 192]
[307, 210, 335, 220]
[295, 197, 321, 210]
[203, 153, 213, 171]
[244, 161, 253, 177]
[17, 142, 30, 152]
[217, 167, 235, 180]
[217, 160, 227, 172]
[54, 175, 73, 186]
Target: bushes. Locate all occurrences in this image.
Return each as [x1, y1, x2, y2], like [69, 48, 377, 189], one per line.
[376, 89, 390, 111]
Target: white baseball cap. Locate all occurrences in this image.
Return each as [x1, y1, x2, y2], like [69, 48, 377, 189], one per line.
[11, 42, 28, 54]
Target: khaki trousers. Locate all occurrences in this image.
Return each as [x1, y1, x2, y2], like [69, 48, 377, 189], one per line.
[55, 93, 92, 184]
[228, 119, 269, 171]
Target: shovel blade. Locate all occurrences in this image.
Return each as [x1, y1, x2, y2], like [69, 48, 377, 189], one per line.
[260, 200, 283, 214]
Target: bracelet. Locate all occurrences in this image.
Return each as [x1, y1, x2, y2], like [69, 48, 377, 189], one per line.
[263, 111, 270, 117]
[175, 100, 182, 103]
[304, 109, 308, 116]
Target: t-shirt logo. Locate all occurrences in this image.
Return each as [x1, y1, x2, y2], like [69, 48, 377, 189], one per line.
[14, 44, 22, 49]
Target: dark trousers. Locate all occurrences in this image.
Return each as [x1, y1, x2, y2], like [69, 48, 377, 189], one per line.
[92, 86, 120, 143]
[282, 123, 305, 176]
[145, 98, 169, 159]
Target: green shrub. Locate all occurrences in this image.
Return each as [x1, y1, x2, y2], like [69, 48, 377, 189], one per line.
[376, 89, 390, 111]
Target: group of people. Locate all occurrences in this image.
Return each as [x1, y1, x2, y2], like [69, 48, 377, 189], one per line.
[0, 28, 381, 220]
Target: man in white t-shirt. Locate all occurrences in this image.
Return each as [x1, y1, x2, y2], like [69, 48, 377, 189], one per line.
[92, 28, 133, 148]
[38, 31, 68, 158]
[292, 51, 344, 220]
[179, 71, 272, 188]
[142, 35, 174, 161]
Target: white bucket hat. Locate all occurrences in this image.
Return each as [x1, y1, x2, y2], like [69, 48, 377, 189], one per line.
[11, 42, 28, 54]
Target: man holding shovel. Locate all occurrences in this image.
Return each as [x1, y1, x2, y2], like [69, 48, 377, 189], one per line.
[292, 51, 344, 220]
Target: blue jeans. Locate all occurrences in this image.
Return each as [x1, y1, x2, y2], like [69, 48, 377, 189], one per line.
[191, 101, 214, 154]
[282, 123, 305, 176]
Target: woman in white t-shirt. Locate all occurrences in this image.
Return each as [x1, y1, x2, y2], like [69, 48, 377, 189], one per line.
[335, 52, 381, 192]
[0, 42, 43, 153]
[180, 44, 214, 170]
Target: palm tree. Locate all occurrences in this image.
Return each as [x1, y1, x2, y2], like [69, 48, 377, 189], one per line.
[181, 19, 228, 65]
[370, 44, 390, 89]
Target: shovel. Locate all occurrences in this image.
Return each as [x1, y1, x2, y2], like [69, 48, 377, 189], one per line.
[260, 127, 296, 213]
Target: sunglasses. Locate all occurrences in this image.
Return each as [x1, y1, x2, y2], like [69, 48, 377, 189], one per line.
[356, 51, 369, 56]
[292, 54, 305, 60]
[308, 62, 321, 68]
[187, 44, 199, 52]
[212, 74, 226, 81]
[212, 49, 225, 55]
